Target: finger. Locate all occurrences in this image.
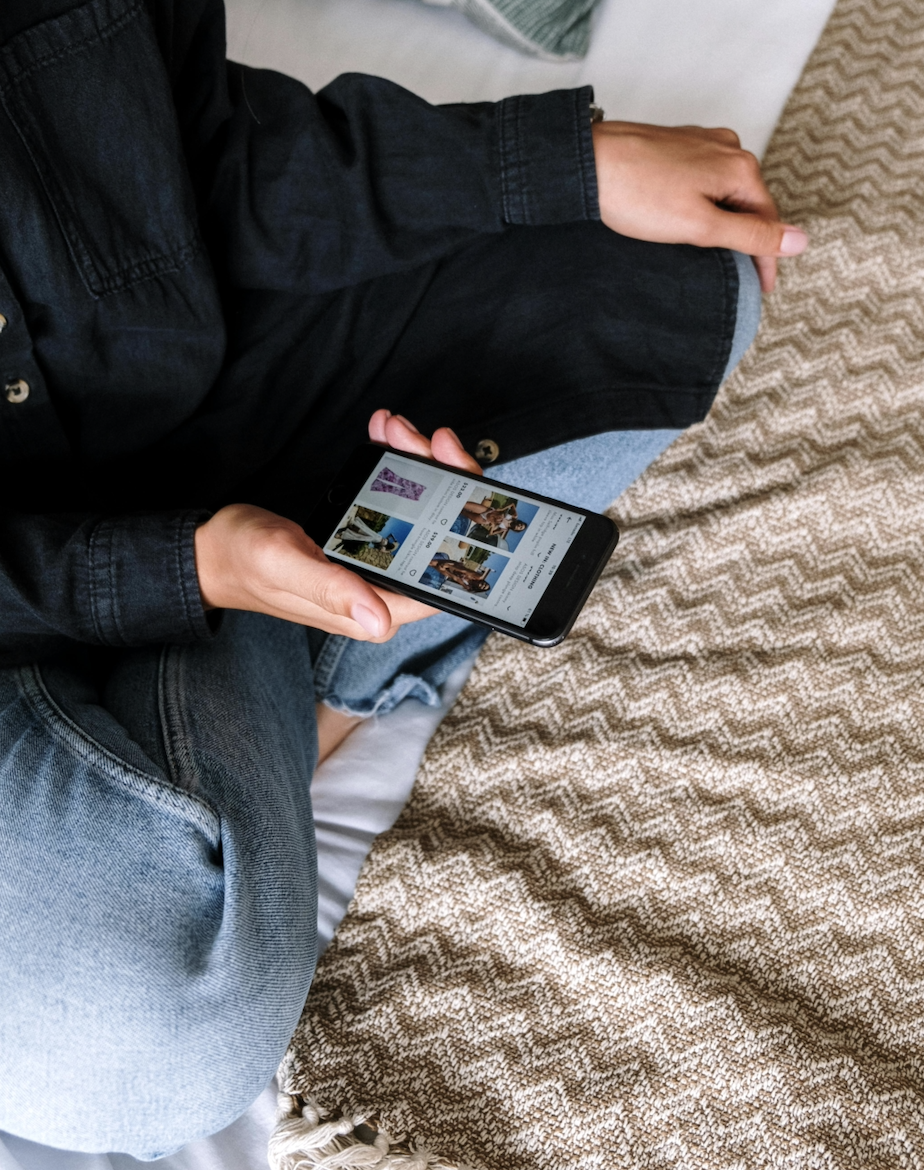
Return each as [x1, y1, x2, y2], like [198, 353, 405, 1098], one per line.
[429, 426, 482, 473]
[368, 408, 392, 444]
[370, 585, 438, 625]
[291, 556, 394, 637]
[714, 150, 781, 220]
[383, 412, 434, 458]
[752, 254, 777, 294]
[711, 127, 741, 148]
[701, 205, 808, 258]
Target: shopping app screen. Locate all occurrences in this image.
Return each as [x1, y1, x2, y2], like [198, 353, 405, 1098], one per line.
[323, 452, 585, 627]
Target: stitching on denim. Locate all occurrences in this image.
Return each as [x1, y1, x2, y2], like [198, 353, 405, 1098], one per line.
[312, 635, 353, 697]
[90, 236, 203, 299]
[0, 95, 201, 301]
[0, 0, 203, 299]
[107, 518, 126, 645]
[574, 91, 585, 221]
[499, 99, 513, 224]
[575, 87, 596, 222]
[515, 97, 529, 225]
[709, 248, 740, 387]
[0, 0, 144, 92]
[18, 662, 220, 841]
[0, 84, 105, 294]
[86, 518, 107, 646]
[176, 515, 194, 639]
[158, 644, 202, 797]
[500, 95, 529, 225]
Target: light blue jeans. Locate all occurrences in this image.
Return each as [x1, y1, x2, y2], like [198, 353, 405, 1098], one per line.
[0, 252, 760, 1160]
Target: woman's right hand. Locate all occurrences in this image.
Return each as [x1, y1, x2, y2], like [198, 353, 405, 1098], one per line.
[194, 502, 428, 640]
[193, 410, 480, 640]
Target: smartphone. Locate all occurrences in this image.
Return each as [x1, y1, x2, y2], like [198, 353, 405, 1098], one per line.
[305, 444, 620, 647]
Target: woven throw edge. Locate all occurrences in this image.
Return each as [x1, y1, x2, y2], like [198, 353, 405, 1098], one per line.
[269, 1092, 474, 1170]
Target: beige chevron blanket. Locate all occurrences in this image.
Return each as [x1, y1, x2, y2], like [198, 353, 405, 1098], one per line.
[274, 0, 924, 1164]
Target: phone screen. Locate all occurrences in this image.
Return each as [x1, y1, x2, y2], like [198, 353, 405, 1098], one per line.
[322, 451, 586, 627]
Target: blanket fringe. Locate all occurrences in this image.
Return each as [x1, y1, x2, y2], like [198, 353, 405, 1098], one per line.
[269, 1093, 469, 1170]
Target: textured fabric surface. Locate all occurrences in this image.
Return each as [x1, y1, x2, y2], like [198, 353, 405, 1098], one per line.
[278, 0, 924, 1164]
[420, 0, 600, 60]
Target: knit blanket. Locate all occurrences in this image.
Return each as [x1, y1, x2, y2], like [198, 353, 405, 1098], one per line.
[274, 0, 924, 1164]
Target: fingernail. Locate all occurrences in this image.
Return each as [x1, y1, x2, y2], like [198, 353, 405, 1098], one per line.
[395, 414, 420, 433]
[445, 427, 461, 444]
[780, 228, 808, 256]
[351, 604, 384, 636]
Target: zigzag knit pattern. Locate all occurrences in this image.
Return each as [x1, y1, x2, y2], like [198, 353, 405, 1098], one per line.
[277, 0, 924, 1165]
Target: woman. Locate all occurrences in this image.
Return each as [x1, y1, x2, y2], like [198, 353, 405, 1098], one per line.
[0, 0, 805, 1156]
[334, 515, 400, 555]
[428, 556, 494, 593]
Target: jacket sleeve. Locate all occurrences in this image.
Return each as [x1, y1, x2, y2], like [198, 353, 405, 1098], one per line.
[0, 510, 215, 666]
[205, 66, 602, 294]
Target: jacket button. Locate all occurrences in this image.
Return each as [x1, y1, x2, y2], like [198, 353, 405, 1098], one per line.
[475, 438, 500, 463]
[5, 379, 29, 404]
[0, 314, 7, 335]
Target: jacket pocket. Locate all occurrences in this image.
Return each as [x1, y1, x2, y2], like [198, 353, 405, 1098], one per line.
[0, 0, 200, 298]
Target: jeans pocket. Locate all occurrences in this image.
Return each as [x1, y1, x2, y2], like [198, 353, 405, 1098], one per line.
[16, 663, 221, 845]
[0, 0, 200, 298]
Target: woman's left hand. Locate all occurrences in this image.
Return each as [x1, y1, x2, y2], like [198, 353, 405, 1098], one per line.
[591, 120, 808, 292]
[367, 409, 482, 474]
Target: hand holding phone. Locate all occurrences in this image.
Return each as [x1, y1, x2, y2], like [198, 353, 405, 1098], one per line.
[307, 424, 619, 647]
[193, 412, 479, 641]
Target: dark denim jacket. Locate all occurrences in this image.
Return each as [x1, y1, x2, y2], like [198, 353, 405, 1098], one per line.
[0, 0, 600, 664]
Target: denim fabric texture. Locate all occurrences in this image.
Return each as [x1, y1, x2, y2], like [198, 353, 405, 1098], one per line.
[0, 0, 604, 667]
[0, 612, 318, 1158]
[0, 0, 737, 669]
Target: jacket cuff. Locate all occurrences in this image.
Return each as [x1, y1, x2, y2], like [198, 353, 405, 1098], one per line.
[87, 511, 215, 647]
[498, 84, 600, 226]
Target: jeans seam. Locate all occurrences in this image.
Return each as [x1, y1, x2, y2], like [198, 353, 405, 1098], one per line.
[575, 85, 598, 221]
[711, 247, 740, 387]
[86, 517, 112, 646]
[311, 634, 353, 697]
[156, 643, 201, 795]
[499, 96, 526, 225]
[18, 662, 220, 842]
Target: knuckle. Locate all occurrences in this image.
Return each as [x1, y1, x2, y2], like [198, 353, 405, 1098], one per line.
[316, 565, 351, 612]
[252, 522, 298, 562]
[745, 220, 779, 252]
[714, 126, 741, 146]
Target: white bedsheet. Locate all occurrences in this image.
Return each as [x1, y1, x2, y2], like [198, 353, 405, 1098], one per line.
[1, 1, 836, 1167]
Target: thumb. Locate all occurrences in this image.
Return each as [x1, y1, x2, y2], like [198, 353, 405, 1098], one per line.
[312, 556, 393, 638]
[704, 207, 808, 258]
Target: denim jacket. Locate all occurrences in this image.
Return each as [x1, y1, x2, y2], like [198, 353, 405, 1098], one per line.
[0, 0, 600, 665]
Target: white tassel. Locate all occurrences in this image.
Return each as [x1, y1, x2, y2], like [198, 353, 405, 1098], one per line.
[268, 1094, 471, 1170]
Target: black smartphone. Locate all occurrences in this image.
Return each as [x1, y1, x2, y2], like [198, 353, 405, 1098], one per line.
[305, 444, 620, 647]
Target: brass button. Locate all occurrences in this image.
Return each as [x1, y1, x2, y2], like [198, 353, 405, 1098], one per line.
[0, 314, 8, 335]
[475, 438, 500, 463]
[5, 379, 29, 404]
